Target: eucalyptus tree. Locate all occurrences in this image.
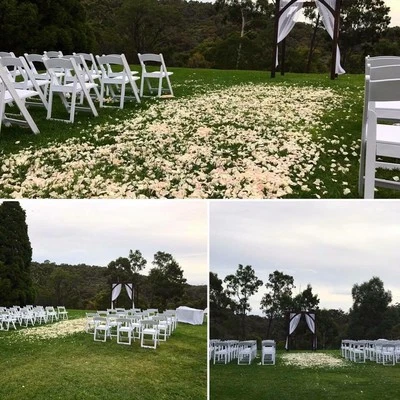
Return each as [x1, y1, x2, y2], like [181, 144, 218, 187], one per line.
[224, 264, 263, 338]
[260, 270, 295, 338]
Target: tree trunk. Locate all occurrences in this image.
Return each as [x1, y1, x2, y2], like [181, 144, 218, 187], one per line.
[241, 313, 246, 339]
[307, 14, 320, 73]
[266, 317, 273, 339]
[236, 7, 246, 70]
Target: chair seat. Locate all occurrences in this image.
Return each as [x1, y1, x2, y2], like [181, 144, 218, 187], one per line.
[262, 349, 275, 354]
[143, 71, 173, 78]
[374, 124, 400, 145]
[102, 75, 139, 84]
[5, 89, 39, 103]
[14, 79, 49, 90]
[119, 326, 132, 332]
[376, 101, 400, 118]
[142, 328, 157, 335]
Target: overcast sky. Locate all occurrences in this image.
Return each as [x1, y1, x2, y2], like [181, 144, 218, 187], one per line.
[385, 0, 400, 27]
[8, 200, 208, 286]
[210, 201, 400, 315]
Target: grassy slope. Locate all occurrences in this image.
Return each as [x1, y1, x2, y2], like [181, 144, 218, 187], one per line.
[3, 67, 395, 198]
[210, 350, 400, 400]
[0, 310, 207, 400]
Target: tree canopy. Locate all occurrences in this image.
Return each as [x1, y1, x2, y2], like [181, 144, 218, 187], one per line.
[0, 0, 396, 73]
[348, 276, 392, 339]
[0, 201, 34, 306]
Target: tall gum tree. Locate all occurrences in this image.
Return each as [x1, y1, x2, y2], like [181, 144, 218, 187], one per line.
[0, 201, 34, 306]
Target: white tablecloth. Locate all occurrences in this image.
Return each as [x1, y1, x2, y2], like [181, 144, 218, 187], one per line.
[176, 306, 204, 325]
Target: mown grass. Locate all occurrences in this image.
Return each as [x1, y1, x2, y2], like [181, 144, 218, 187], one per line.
[210, 350, 400, 400]
[0, 310, 207, 400]
[2, 67, 397, 198]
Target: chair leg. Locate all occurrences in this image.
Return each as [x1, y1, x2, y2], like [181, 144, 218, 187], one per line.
[158, 77, 163, 97]
[166, 75, 174, 96]
[83, 87, 98, 117]
[120, 82, 125, 109]
[130, 80, 141, 103]
[140, 75, 144, 97]
[100, 82, 105, 108]
[70, 91, 76, 123]
[358, 140, 366, 196]
[364, 141, 376, 199]
[47, 89, 53, 120]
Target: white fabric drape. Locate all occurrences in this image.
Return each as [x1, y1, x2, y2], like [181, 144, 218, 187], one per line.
[305, 313, 316, 333]
[276, 0, 304, 66]
[289, 313, 302, 334]
[315, 0, 345, 74]
[125, 283, 133, 300]
[111, 284, 122, 301]
[285, 313, 302, 349]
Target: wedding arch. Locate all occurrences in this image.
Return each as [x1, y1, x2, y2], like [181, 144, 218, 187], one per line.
[271, 0, 345, 80]
[285, 310, 317, 350]
[111, 282, 135, 309]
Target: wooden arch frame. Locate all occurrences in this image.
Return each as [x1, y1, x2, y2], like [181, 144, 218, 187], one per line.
[286, 310, 317, 351]
[271, 0, 342, 80]
[111, 282, 135, 309]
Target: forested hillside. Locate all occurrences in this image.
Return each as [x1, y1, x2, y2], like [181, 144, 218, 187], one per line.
[31, 260, 207, 311]
[0, 0, 399, 73]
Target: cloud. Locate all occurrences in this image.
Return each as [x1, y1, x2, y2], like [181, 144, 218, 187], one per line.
[7, 200, 208, 285]
[210, 201, 400, 313]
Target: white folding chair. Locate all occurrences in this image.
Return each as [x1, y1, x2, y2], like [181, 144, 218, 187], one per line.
[237, 341, 254, 365]
[44, 50, 63, 59]
[117, 317, 135, 345]
[140, 319, 159, 349]
[359, 56, 400, 195]
[43, 57, 98, 123]
[96, 54, 141, 108]
[57, 306, 68, 320]
[213, 341, 229, 364]
[138, 53, 173, 98]
[152, 316, 169, 341]
[0, 65, 40, 134]
[352, 341, 366, 363]
[45, 306, 59, 322]
[85, 312, 97, 333]
[73, 52, 102, 80]
[130, 313, 143, 340]
[64, 54, 101, 101]
[261, 340, 276, 365]
[94, 316, 111, 342]
[0, 56, 49, 109]
[382, 343, 396, 366]
[361, 66, 400, 198]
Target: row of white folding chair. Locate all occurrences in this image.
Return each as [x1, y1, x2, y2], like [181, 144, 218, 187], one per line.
[341, 339, 400, 365]
[212, 340, 240, 364]
[0, 305, 63, 330]
[359, 56, 400, 198]
[1, 50, 173, 132]
[237, 340, 257, 365]
[92, 315, 168, 349]
[44, 51, 173, 99]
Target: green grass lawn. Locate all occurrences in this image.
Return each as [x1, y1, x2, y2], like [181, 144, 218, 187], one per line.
[1, 67, 397, 198]
[0, 310, 207, 400]
[210, 350, 400, 400]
